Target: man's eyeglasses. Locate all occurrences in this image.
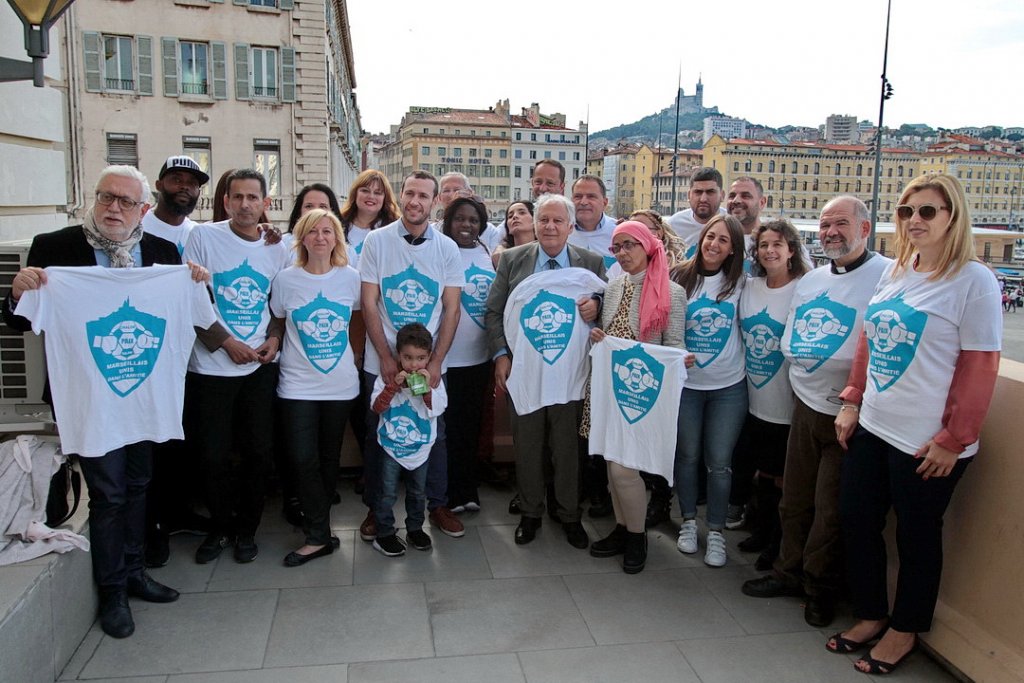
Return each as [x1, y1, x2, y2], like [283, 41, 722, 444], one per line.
[96, 191, 143, 211]
[609, 240, 642, 254]
[895, 203, 947, 221]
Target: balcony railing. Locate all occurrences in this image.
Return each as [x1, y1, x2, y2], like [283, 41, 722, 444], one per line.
[104, 78, 135, 91]
[252, 86, 277, 97]
[181, 81, 209, 95]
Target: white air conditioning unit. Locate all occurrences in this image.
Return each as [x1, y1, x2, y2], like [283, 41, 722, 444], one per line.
[0, 242, 53, 433]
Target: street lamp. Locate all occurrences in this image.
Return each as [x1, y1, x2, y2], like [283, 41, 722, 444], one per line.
[868, 0, 895, 250]
[0, 0, 75, 87]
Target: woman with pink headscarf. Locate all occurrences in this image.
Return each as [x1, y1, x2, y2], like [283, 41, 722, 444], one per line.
[587, 221, 693, 573]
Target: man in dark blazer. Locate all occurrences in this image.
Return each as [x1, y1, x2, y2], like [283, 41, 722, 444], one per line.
[3, 166, 191, 639]
[485, 193, 606, 549]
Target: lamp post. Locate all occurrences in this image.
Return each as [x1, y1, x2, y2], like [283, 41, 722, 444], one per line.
[0, 0, 75, 87]
[868, 0, 895, 250]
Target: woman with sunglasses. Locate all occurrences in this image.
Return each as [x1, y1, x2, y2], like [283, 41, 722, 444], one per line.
[829, 174, 1001, 675]
[587, 221, 689, 573]
[671, 214, 747, 567]
[735, 219, 808, 569]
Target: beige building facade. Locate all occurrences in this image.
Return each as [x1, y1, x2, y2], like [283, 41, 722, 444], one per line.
[61, 0, 360, 225]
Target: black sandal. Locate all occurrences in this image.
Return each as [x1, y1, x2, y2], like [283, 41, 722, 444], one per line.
[855, 640, 917, 675]
[825, 623, 889, 654]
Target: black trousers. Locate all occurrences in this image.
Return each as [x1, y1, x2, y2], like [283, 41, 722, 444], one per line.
[186, 364, 277, 538]
[840, 427, 970, 633]
[445, 362, 490, 507]
[279, 398, 353, 545]
[78, 442, 153, 591]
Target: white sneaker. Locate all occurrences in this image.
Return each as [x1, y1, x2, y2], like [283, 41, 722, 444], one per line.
[463, 501, 481, 512]
[677, 520, 698, 554]
[725, 504, 746, 530]
[704, 530, 727, 567]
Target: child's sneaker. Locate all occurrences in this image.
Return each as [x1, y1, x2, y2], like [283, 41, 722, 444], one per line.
[406, 529, 432, 551]
[373, 533, 406, 557]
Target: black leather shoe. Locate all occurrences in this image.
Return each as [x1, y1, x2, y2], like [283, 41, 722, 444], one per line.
[514, 516, 541, 545]
[98, 590, 134, 639]
[234, 536, 258, 563]
[622, 531, 647, 574]
[284, 543, 333, 567]
[741, 574, 804, 598]
[283, 498, 305, 528]
[563, 521, 589, 549]
[195, 534, 233, 564]
[589, 524, 627, 558]
[804, 594, 835, 628]
[508, 494, 521, 515]
[126, 572, 179, 603]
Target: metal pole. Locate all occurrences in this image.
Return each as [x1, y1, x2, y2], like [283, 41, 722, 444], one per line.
[868, 0, 893, 250]
[670, 66, 681, 214]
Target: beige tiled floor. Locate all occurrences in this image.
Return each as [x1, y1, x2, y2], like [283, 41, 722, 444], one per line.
[57, 483, 956, 682]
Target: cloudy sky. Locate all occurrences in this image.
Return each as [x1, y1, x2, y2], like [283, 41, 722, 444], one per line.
[347, 0, 1023, 135]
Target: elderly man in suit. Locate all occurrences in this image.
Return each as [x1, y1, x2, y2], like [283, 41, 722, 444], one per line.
[485, 193, 606, 548]
[3, 165, 211, 639]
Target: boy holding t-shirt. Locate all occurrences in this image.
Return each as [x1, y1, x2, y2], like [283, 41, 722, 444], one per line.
[370, 323, 448, 557]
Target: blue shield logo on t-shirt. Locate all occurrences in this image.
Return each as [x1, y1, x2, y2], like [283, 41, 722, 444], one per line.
[789, 291, 855, 373]
[611, 343, 665, 424]
[685, 293, 735, 369]
[213, 259, 270, 340]
[461, 264, 494, 330]
[86, 299, 167, 398]
[381, 265, 440, 329]
[864, 293, 928, 392]
[741, 307, 785, 388]
[520, 289, 576, 365]
[379, 401, 432, 459]
[292, 292, 351, 374]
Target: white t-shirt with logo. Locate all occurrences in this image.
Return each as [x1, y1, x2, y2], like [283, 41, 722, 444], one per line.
[739, 276, 800, 424]
[183, 220, 292, 377]
[141, 213, 194, 256]
[781, 255, 891, 415]
[568, 214, 618, 271]
[371, 376, 448, 470]
[504, 268, 607, 415]
[270, 265, 362, 401]
[859, 260, 1001, 457]
[358, 221, 464, 375]
[449, 245, 495, 368]
[15, 265, 217, 457]
[683, 272, 745, 391]
[588, 335, 687, 484]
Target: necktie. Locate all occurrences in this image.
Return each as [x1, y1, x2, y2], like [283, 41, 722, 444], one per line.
[546, 258, 559, 270]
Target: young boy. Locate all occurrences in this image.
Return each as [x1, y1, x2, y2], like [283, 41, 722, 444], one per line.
[370, 323, 448, 556]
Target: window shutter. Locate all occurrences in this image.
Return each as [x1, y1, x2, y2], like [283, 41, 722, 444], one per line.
[280, 46, 295, 103]
[83, 31, 102, 92]
[211, 41, 227, 100]
[161, 37, 178, 96]
[234, 43, 250, 100]
[279, 0, 293, 9]
[136, 35, 153, 96]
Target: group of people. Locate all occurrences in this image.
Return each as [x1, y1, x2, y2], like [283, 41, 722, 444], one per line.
[4, 155, 1001, 677]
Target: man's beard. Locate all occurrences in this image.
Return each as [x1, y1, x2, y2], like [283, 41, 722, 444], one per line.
[160, 188, 198, 217]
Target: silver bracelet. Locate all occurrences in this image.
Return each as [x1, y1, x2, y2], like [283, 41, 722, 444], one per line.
[839, 404, 860, 412]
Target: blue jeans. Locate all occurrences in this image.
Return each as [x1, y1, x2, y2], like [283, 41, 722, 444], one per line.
[674, 380, 748, 530]
[375, 455, 428, 538]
